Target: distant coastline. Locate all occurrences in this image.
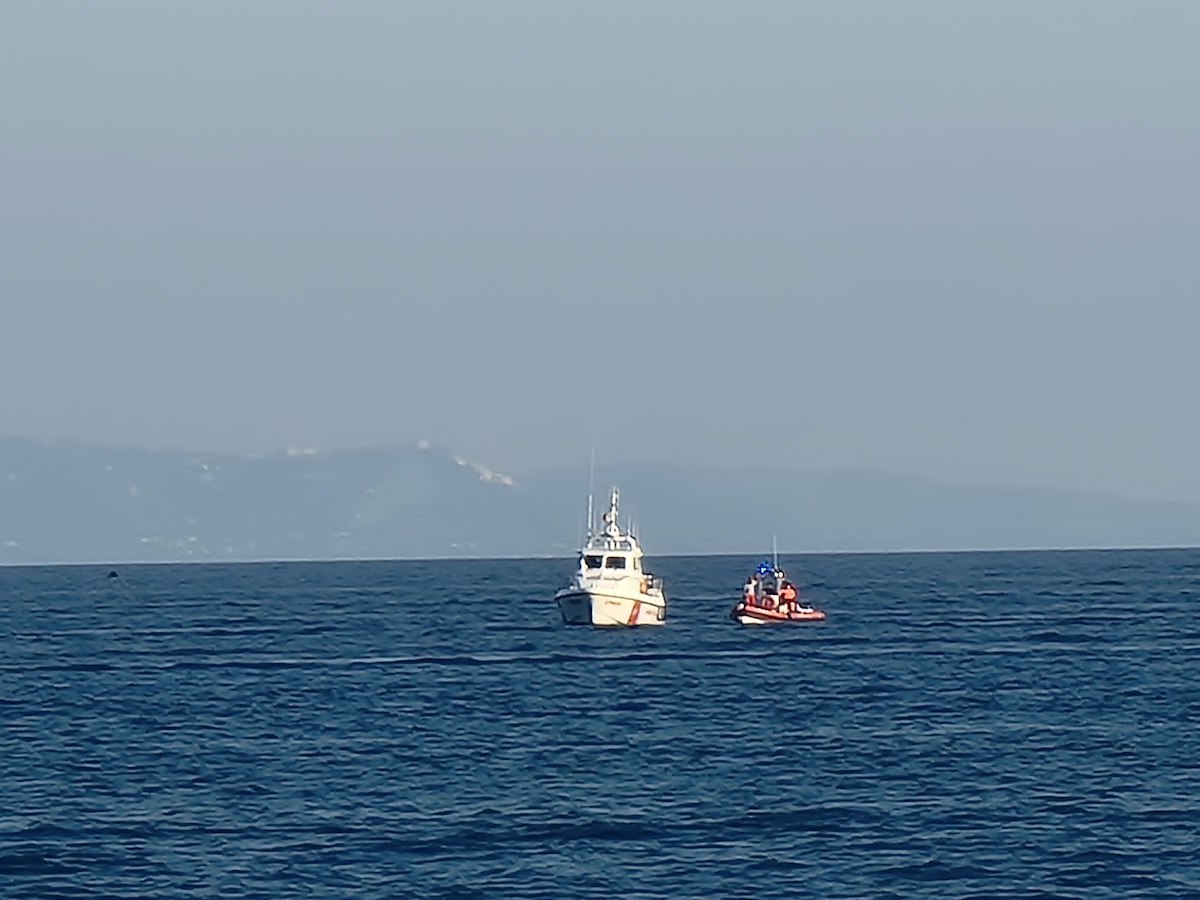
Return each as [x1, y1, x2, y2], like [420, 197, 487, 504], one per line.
[3, 437, 1200, 566]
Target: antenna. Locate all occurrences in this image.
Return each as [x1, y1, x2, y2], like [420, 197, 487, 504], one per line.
[772, 533, 778, 571]
[586, 447, 595, 534]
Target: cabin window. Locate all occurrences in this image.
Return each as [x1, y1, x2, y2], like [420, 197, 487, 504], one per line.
[604, 555, 627, 569]
[584, 555, 603, 569]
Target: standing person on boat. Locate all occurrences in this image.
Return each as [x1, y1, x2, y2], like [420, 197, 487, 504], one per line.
[743, 575, 757, 607]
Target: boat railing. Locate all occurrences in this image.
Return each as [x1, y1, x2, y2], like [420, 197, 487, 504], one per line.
[641, 575, 664, 593]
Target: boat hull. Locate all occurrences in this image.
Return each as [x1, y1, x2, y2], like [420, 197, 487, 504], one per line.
[555, 589, 667, 626]
[730, 604, 825, 625]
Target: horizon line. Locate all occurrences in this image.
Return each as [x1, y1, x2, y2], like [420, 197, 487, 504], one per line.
[3, 543, 1198, 570]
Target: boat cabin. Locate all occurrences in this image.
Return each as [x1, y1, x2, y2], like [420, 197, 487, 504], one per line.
[577, 488, 645, 577]
[579, 550, 644, 573]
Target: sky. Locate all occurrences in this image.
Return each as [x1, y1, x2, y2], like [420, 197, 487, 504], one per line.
[1, 2, 1198, 502]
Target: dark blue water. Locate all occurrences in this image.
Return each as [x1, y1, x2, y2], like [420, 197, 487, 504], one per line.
[3, 549, 1200, 898]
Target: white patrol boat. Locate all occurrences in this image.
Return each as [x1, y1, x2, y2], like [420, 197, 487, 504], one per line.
[554, 487, 667, 626]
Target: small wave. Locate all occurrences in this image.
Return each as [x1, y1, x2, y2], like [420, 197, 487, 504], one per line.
[872, 857, 997, 883]
[0, 822, 79, 841]
[0, 646, 780, 675]
[0, 851, 80, 877]
[365, 803, 887, 854]
[1025, 630, 1094, 645]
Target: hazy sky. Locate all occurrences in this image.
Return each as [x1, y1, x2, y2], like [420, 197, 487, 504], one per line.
[2, 2, 1198, 501]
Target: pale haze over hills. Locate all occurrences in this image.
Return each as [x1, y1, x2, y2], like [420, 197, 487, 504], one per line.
[2, 2, 1198, 541]
[2, 438, 1199, 564]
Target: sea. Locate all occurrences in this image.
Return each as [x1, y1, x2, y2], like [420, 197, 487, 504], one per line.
[2, 548, 1199, 898]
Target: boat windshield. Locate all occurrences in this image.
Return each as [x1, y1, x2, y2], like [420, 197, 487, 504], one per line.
[604, 556, 627, 569]
[583, 554, 603, 569]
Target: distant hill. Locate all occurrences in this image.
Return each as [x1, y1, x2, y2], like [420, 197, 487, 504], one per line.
[526, 463, 1200, 555]
[0, 438, 551, 564]
[2, 437, 1199, 564]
